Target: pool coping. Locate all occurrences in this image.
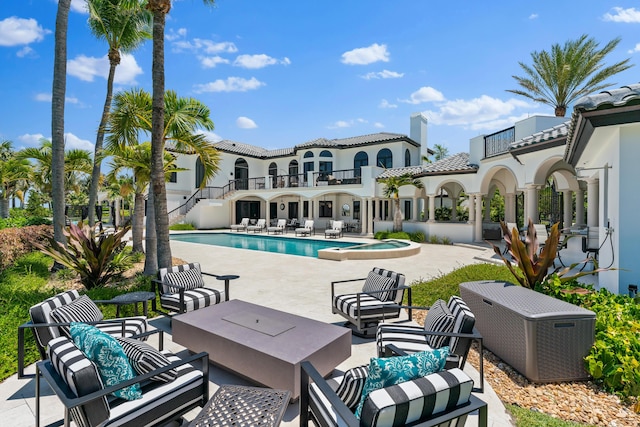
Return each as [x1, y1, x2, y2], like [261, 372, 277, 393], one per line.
[318, 239, 421, 261]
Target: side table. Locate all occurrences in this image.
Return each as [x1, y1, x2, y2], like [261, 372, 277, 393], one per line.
[215, 274, 239, 302]
[108, 291, 156, 317]
[189, 385, 290, 427]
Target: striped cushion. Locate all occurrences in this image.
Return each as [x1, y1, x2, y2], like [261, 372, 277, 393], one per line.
[423, 299, 455, 349]
[362, 271, 394, 302]
[333, 293, 401, 321]
[335, 365, 369, 411]
[161, 288, 224, 313]
[48, 336, 110, 427]
[30, 290, 80, 348]
[94, 317, 148, 341]
[376, 323, 432, 357]
[117, 337, 177, 383]
[371, 268, 405, 302]
[164, 268, 204, 293]
[49, 295, 104, 337]
[447, 296, 476, 356]
[158, 263, 204, 294]
[359, 368, 473, 427]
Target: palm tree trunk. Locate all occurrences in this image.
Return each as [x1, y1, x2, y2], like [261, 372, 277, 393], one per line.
[51, 0, 71, 250]
[149, 1, 172, 269]
[144, 187, 158, 275]
[88, 58, 118, 227]
[393, 198, 402, 232]
[132, 190, 145, 253]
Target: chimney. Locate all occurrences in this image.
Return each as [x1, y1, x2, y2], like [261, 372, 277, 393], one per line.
[410, 112, 428, 161]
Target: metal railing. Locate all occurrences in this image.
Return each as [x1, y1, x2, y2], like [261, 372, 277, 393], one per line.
[168, 184, 234, 224]
[312, 169, 361, 186]
[484, 127, 515, 158]
[272, 173, 305, 189]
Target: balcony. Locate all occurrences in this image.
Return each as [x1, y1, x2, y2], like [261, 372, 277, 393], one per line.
[484, 126, 515, 158]
[312, 169, 362, 186]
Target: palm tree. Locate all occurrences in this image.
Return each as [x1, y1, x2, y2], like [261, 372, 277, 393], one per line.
[0, 140, 32, 218]
[51, 0, 72, 250]
[507, 35, 633, 117]
[380, 173, 424, 232]
[147, 0, 216, 270]
[86, 0, 152, 227]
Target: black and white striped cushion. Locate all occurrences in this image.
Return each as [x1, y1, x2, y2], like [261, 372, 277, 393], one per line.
[362, 271, 394, 301]
[94, 317, 148, 341]
[423, 299, 455, 349]
[447, 296, 476, 356]
[117, 337, 177, 383]
[48, 336, 110, 427]
[29, 290, 80, 348]
[359, 368, 473, 427]
[333, 294, 401, 321]
[335, 365, 369, 411]
[372, 268, 405, 302]
[49, 295, 104, 337]
[164, 268, 205, 293]
[160, 288, 224, 313]
[376, 323, 432, 357]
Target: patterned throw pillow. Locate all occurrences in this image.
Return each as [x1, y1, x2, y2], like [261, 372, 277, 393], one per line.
[49, 295, 104, 337]
[164, 267, 205, 293]
[354, 347, 449, 419]
[423, 299, 456, 349]
[117, 337, 177, 383]
[70, 322, 142, 401]
[361, 271, 394, 301]
[335, 365, 369, 411]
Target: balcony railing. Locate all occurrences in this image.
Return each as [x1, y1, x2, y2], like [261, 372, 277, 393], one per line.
[272, 173, 305, 189]
[312, 169, 362, 186]
[484, 126, 515, 158]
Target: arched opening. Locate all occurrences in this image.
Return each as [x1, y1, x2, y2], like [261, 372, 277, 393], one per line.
[377, 148, 393, 168]
[234, 158, 249, 190]
[319, 150, 333, 180]
[268, 162, 277, 188]
[404, 148, 411, 167]
[289, 160, 300, 186]
[354, 151, 368, 177]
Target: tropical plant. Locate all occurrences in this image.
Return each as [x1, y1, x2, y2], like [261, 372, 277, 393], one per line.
[34, 222, 133, 289]
[0, 140, 31, 218]
[86, 0, 152, 227]
[147, 0, 216, 271]
[379, 173, 424, 232]
[507, 35, 633, 117]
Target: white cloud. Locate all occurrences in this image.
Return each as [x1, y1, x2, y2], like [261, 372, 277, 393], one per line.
[233, 54, 291, 69]
[603, 7, 640, 23]
[400, 86, 445, 104]
[374, 122, 384, 129]
[199, 55, 230, 68]
[196, 129, 223, 142]
[64, 133, 94, 151]
[70, 0, 89, 14]
[67, 53, 143, 84]
[628, 43, 640, 54]
[422, 95, 532, 129]
[17, 133, 45, 148]
[236, 117, 257, 129]
[361, 69, 404, 80]
[0, 17, 50, 47]
[166, 28, 187, 41]
[172, 38, 238, 54]
[328, 118, 368, 129]
[16, 46, 34, 57]
[34, 93, 81, 104]
[341, 43, 389, 65]
[379, 99, 397, 109]
[529, 13, 539, 20]
[194, 77, 265, 93]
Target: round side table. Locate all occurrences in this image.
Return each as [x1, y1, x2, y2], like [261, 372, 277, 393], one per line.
[110, 291, 156, 317]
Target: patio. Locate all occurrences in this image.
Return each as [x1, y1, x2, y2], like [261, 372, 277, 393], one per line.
[1, 239, 514, 426]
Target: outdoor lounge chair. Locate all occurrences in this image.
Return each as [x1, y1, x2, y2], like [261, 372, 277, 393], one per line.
[376, 295, 484, 392]
[35, 333, 209, 427]
[267, 218, 287, 234]
[153, 262, 229, 315]
[332, 267, 411, 337]
[300, 360, 487, 427]
[230, 217, 249, 232]
[18, 290, 149, 379]
[295, 220, 314, 236]
[247, 218, 267, 233]
[324, 220, 343, 239]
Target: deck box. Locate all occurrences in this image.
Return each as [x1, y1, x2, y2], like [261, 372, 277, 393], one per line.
[459, 280, 595, 382]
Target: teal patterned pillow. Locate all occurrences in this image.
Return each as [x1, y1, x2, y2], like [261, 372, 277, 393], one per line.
[70, 322, 142, 401]
[354, 347, 449, 418]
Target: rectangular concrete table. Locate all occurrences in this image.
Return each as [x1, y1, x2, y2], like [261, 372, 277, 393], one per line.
[172, 300, 352, 399]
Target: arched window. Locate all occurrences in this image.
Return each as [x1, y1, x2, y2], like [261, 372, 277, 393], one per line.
[377, 148, 393, 168]
[303, 152, 314, 177]
[405, 149, 411, 167]
[234, 158, 249, 190]
[268, 162, 277, 187]
[289, 160, 300, 186]
[353, 151, 368, 177]
[303, 151, 314, 158]
[319, 150, 333, 180]
[319, 150, 332, 158]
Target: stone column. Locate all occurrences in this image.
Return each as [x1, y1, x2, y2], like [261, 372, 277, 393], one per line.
[475, 193, 483, 242]
[366, 198, 374, 237]
[467, 194, 475, 223]
[413, 197, 419, 221]
[504, 193, 515, 223]
[484, 195, 491, 221]
[526, 185, 539, 223]
[575, 188, 585, 226]
[451, 193, 458, 221]
[428, 195, 436, 223]
[586, 178, 599, 227]
[563, 190, 573, 228]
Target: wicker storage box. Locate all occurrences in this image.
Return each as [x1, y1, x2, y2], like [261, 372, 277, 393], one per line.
[459, 280, 595, 382]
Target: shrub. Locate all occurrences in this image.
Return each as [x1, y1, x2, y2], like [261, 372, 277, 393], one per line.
[428, 235, 440, 244]
[374, 231, 389, 240]
[409, 231, 425, 242]
[169, 222, 196, 231]
[0, 225, 52, 272]
[441, 236, 451, 245]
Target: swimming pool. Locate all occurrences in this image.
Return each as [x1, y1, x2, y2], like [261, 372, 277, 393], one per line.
[170, 232, 357, 257]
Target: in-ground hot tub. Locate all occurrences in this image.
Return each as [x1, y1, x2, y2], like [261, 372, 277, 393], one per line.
[318, 239, 420, 261]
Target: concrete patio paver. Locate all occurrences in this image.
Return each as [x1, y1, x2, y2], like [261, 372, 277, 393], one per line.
[1, 236, 514, 426]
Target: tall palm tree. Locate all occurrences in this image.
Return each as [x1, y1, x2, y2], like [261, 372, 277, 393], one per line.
[147, 0, 216, 270]
[51, 0, 72, 249]
[86, 0, 152, 227]
[507, 35, 633, 117]
[379, 173, 424, 232]
[0, 140, 32, 218]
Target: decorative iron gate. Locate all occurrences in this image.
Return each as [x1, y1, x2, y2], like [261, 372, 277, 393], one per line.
[539, 181, 563, 227]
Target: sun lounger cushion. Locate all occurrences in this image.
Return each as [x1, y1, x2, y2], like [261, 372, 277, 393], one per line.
[30, 290, 81, 348]
[164, 267, 205, 293]
[49, 295, 104, 337]
[355, 347, 449, 418]
[70, 323, 142, 401]
[160, 288, 224, 313]
[423, 299, 456, 349]
[335, 365, 369, 411]
[117, 337, 177, 383]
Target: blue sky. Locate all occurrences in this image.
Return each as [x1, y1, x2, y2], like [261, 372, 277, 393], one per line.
[1, 0, 639, 159]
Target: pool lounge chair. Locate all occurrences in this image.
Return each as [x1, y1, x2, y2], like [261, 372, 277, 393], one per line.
[247, 218, 267, 233]
[230, 217, 249, 232]
[325, 220, 343, 238]
[295, 220, 314, 236]
[267, 219, 287, 234]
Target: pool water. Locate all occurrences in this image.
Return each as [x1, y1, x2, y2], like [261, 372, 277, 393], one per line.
[170, 232, 358, 257]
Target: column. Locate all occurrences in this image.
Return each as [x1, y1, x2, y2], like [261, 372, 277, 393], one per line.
[451, 193, 458, 221]
[504, 193, 515, 223]
[467, 194, 475, 223]
[428, 195, 436, 223]
[526, 185, 539, 223]
[265, 199, 271, 225]
[475, 193, 483, 242]
[563, 190, 573, 228]
[413, 197, 419, 221]
[484, 195, 491, 221]
[586, 179, 599, 227]
[230, 199, 236, 225]
[575, 188, 585, 226]
[366, 198, 374, 237]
